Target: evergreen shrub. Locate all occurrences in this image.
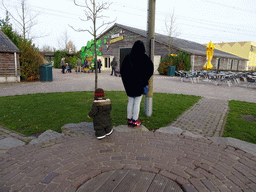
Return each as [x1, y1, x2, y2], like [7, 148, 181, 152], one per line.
[54, 50, 67, 68]
[158, 50, 191, 75]
[19, 39, 44, 81]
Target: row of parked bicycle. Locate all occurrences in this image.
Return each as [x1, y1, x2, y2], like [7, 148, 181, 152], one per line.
[175, 70, 256, 88]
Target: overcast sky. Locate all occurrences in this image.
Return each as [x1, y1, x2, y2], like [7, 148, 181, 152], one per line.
[1, 0, 256, 51]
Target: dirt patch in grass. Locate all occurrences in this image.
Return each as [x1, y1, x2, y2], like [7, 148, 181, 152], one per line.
[241, 115, 256, 122]
[30, 132, 44, 138]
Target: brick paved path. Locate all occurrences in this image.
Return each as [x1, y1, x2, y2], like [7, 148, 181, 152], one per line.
[170, 98, 229, 137]
[1, 131, 256, 192]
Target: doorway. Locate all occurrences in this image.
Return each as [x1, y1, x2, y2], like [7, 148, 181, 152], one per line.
[103, 56, 111, 70]
[120, 48, 132, 68]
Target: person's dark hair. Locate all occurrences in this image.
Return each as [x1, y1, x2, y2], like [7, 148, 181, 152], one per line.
[131, 40, 146, 55]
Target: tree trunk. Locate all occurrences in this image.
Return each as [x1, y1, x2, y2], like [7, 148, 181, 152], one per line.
[22, 0, 25, 39]
[93, 0, 98, 90]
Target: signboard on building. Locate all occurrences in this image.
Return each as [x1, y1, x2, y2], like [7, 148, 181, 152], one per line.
[111, 34, 120, 39]
[109, 36, 124, 44]
[86, 57, 93, 61]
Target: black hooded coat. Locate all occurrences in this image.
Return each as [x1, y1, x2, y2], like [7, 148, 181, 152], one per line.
[120, 40, 154, 97]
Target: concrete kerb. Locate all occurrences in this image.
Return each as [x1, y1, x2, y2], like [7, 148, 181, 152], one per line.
[1, 121, 256, 157]
[155, 125, 256, 157]
[218, 104, 230, 137]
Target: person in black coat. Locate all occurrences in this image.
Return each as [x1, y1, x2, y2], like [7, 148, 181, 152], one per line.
[120, 40, 154, 128]
[97, 59, 102, 73]
[110, 57, 117, 75]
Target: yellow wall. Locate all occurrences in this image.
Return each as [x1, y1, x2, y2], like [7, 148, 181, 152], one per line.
[249, 41, 256, 67]
[213, 41, 256, 68]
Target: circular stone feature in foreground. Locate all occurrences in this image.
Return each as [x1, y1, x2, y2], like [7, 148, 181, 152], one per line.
[77, 169, 183, 192]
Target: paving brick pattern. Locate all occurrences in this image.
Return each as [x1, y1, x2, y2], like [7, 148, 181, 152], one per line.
[170, 98, 229, 137]
[1, 131, 256, 192]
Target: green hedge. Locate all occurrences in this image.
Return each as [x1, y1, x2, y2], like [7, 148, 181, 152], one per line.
[158, 51, 191, 75]
[53, 50, 67, 68]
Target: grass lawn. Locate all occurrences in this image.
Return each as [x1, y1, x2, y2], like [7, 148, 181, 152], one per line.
[223, 100, 256, 144]
[0, 91, 201, 136]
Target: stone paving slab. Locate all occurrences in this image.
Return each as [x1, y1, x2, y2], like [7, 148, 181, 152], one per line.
[210, 137, 256, 157]
[0, 131, 256, 192]
[29, 130, 64, 145]
[0, 137, 25, 149]
[0, 125, 36, 142]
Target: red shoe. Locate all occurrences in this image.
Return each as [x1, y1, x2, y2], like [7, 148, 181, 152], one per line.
[132, 118, 142, 128]
[127, 119, 133, 127]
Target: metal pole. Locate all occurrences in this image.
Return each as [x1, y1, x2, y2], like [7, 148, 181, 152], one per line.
[144, 0, 156, 117]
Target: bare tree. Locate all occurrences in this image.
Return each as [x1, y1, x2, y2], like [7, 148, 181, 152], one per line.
[66, 41, 76, 53]
[70, 0, 116, 90]
[58, 29, 70, 51]
[2, 0, 49, 40]
[164, 9, 180, 55]
[41, 45, 53, 52]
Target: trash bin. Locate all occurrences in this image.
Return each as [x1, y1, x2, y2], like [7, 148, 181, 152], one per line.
[39, 65, 53, 81]
[168, 66, 175, 76]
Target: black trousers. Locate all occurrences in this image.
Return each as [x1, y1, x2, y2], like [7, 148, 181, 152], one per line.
[94, 124, 112, 137]
[111, 67, 116, 75]
[62, 65, 65, 73]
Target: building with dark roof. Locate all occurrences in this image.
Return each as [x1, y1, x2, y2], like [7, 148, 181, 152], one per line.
[96, 23, 247, 73]
[0, 30, 21, 82]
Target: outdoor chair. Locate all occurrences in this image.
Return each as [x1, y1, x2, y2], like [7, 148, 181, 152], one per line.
[190, 70, 200, 83]
[246, 75, 256, 88]
[219, 73, 233, 87]
[198, 71, 207, 80]
[180, 71, 194, 83]
[233, 72, 244, 84]
[207, 72, 221, 86]
[242, 72, 253, 83]
[175, 71, 180, 76]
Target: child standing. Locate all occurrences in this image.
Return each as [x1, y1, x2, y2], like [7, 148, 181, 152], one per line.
[87, 88, 113, 139]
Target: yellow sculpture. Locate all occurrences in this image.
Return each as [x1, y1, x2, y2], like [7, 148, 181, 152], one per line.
[203, 41, 215, 70]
